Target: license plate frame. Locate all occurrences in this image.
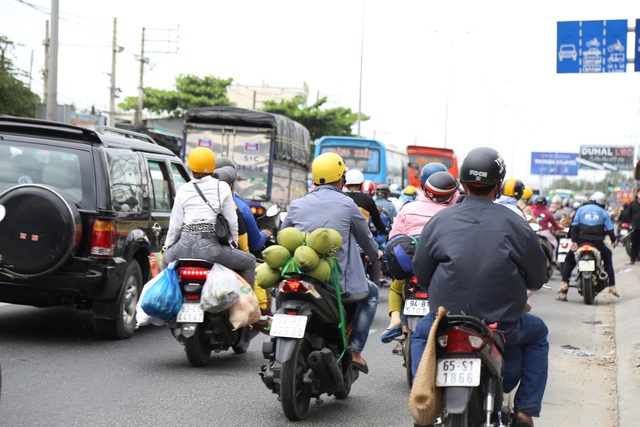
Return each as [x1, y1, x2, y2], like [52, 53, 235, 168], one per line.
[270, 314, 308, 338]
[578, 259, 595, 272]
[176, 303, 204, 323]
[435, 358, 482, 387]
[403, 298, 429, 316]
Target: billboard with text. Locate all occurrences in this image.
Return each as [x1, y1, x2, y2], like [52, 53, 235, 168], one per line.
[531, 152, 579, 176]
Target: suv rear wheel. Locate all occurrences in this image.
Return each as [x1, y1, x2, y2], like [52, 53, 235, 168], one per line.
[93, 260, 142, 339]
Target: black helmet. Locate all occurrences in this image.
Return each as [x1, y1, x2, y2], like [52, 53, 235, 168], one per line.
[459, 147, 506, 186]
[425, 171, 458, 203]
[501, 178, 525, 200]
[375, 184, 390, 198]
[535, 195, 547, 205]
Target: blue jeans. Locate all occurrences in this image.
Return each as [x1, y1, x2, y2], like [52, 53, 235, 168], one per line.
[411, 312, 549, 417]
[342, 280, 379, 353]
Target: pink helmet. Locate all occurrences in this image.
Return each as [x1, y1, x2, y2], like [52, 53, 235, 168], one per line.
[361, 180, 376, 196]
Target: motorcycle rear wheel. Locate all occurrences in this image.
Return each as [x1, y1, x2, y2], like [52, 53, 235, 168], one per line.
[625, 237, 634, 259]
[281, 339, 312, 421]
[403, 330, 413, 389]
[582, 274, 595, 305]
[184, 324, 212, 367]
[444, 412, 468, 427]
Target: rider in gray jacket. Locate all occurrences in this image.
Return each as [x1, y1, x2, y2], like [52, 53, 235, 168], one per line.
[282, 152, 381, 372]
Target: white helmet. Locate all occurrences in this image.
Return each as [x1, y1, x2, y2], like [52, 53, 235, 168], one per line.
[589, 191, 606, 207]
[344, 169, 365, 185]
[389, 183, 402, 198]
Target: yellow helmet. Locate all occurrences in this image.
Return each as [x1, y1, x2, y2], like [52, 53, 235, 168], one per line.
[188, 148, 216, 173]
[312, 152, 346, 185]
[522, 187, 533, 200]
[500, 178, 524, 200]
[403, 185, 417, 195]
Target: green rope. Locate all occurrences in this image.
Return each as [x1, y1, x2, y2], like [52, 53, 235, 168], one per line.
[328, 256, 348, 362]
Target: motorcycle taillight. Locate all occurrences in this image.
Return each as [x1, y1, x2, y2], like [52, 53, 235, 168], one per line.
[281, 279, 310, 294]
[179, 267, 209, 281]
[414, 291, 428, 299]
[437, 328, 485, 353]
[621, 222, 629, 228]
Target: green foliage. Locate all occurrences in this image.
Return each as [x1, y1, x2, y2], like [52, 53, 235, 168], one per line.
[0, 36, 40, 117]
[118, 74, 234, 117]
[549, 170, 633, 195]
[261, 96, 368, 141]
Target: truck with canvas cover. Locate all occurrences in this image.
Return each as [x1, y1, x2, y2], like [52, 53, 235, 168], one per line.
[182, 107, 312, 217]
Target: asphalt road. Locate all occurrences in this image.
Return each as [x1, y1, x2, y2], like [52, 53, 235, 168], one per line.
[0, 246, 637, 426]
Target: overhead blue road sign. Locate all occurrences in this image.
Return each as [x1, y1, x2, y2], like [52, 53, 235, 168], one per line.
[635, 19, 640, 71]
[531, 152, 579, 176]
[557, 20, 628, 73]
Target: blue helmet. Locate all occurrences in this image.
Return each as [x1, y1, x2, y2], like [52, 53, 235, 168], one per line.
[419, 163, 448, 189]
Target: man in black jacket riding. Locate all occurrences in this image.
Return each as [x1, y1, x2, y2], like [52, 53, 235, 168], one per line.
[410, 147, 549, 427]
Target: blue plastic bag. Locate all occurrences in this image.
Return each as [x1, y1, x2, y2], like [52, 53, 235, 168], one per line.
[140, 262, 182, 322]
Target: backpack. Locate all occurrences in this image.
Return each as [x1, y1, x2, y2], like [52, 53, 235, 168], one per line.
[384, 234, 418, 279]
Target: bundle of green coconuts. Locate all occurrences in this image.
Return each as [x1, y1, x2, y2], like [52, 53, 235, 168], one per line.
[255, 227, 343, 289]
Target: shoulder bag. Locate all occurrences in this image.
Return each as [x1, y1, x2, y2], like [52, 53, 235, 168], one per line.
[193, 181, 232, 246]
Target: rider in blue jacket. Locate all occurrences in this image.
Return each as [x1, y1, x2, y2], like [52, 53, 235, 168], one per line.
[557, 191, 618, 300]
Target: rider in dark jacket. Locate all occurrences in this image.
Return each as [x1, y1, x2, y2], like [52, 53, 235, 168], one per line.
[410, 147, 548, 427]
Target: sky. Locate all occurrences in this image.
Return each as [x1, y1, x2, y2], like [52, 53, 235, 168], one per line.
[4, 0, 640, 187]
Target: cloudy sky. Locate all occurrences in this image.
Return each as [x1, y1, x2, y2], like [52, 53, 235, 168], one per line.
[4, 0, 640, 185]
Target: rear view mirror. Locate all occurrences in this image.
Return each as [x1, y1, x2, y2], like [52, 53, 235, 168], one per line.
[266, 204, 281, 218]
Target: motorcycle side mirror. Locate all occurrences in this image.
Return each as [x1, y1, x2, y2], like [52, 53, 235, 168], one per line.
[265, 204, 281, 218]
[530, 223, 541, 232]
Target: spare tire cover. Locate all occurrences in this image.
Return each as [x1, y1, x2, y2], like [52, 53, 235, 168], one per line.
[0, 184, 82, 277]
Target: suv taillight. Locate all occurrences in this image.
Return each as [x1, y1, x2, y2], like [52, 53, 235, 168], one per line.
[90, 219, 116, 257]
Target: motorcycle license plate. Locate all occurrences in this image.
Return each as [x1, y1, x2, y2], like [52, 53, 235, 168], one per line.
[403, 298, 429, 316]
[176, 303, 204, 323]
[557, 254, 566, 263]
[620, 229, 628, 236]
[270, 314, 308, 338]
[578, 260, 595, 272]
[436, 358, 482, 387]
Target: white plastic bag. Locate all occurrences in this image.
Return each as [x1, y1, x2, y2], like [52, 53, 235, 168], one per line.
[201, 263, 242, 313]
[229, 272, 261, 330]
[136, 263, 177, 328]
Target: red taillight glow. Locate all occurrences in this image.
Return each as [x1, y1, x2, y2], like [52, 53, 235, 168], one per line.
[251, 206, 265, 216]
[437, 328, 485, 353]
[179, 267, 209, 281]
[281, 279, 310, 294]
[621, 223, 629, 228]
[560, 242, 570, 248]
[185, 294, 200, 301]
[90, 219, 116, 257]
[410, 276, 418, 284]
[580, 246, 593, 252]
[414, 291, 428, 299]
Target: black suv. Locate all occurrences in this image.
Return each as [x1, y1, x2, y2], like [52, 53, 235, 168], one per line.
[0, 117, 191, 339]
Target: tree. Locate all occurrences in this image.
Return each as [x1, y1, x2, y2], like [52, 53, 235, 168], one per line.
[260, 95, 369, 141]
[118, 74, 234, 117]
[0, 36, 40, 117]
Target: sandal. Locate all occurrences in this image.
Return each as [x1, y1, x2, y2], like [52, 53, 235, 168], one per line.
[381, 325, 402, 343]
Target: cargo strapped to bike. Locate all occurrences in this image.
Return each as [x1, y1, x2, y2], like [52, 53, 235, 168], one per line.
[281, 255, 348, 362]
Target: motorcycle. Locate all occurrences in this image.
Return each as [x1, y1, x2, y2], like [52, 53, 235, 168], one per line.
[574, 243, 609, 305]
[169, 259, 258, 367]
[420, 313, 513, 426]
[535, 215, 555, 281]
[401, 276, 429, 388]
[555, 227, 571, 273]
[619, 223, 636, 261]
[260, 273, 360, 421]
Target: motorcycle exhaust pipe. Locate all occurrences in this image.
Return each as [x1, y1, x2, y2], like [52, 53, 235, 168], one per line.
[598, 271, 609, 281]
[307, 348, 344, 390]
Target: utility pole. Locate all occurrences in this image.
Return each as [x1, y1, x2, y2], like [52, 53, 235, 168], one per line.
[109, 17, 117, 127]
[356, 1, 365, 137]
[46, 0, 59, 121]
[134, 27, 146, 126]
[43, 20, 49, 109]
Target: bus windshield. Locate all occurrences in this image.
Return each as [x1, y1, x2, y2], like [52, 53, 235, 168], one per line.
[320, 146, 381, 174]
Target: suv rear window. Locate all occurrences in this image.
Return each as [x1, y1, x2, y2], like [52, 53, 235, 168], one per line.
[0, 141, 92, 208]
